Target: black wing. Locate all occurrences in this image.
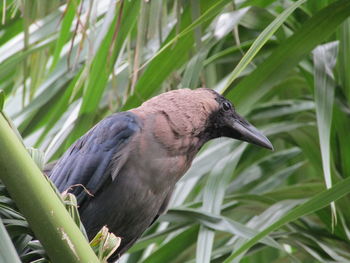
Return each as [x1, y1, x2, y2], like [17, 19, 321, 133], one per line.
[50, 112, 141, 205]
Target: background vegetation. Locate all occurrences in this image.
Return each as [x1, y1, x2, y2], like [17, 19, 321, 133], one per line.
[1, 0, 350, 262]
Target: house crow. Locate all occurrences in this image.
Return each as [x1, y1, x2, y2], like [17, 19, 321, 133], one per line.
[49, 88, 273, 261]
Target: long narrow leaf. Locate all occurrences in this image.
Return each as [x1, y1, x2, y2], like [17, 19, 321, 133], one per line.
[0, 218, 21, 263]
[313, 42, 338, 220]
[222, 0, 306, 92]
[224, 0, 350, 115]
[223, 176, 350, 262]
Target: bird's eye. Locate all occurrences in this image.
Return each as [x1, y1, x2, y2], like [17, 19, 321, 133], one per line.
[222, 101, 232, 111]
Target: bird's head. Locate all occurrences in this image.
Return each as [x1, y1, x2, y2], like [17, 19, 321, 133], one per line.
[204, 89, 273, 150]
[131, 88, 273, 151]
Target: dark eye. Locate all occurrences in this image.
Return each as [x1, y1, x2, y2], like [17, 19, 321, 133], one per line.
[222, 101, 232, 111]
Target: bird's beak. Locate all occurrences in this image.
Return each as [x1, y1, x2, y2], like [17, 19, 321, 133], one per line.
[228, 113, 273, 150]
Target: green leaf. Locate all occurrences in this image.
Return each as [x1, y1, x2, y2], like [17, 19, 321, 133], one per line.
[334, 18, 350, 177]
[50, 0, 81, 71]
[27, 147, 45, 170]
[264, 183, 325, 200]
[0, 89, 4, 111]
[129, 223, 190, 253]
[222, 0, 307, 92]
[0, 217, 21, 263]
[230, 148, 301, 193]
[223, 176, 350, 262]
[333, 107, 350, 178]
[164, 208, 280, 249]
[313, 42, 338, 220]
[89, 226, 121, 262]
[337, 18, 350, 101]
[225, 0, 350, 115]
[180, 38, 214, 90]
[250, 100, 314, 120]
[196, 144, 246, 263]
[142, 226, 199, 263]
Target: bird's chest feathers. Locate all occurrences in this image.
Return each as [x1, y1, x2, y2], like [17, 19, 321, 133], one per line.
[135, 141, 190, 192]
[131, 135, 195, 193]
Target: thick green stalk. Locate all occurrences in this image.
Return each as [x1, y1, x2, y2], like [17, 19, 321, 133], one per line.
[0, 114, 99, 263]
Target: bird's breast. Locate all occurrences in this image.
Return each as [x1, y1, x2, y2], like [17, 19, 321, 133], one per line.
[126, 110, 202, 195]
[130, 135, 192, 195]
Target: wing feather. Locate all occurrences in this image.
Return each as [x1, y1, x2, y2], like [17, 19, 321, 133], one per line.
[49, 112, 141, 205]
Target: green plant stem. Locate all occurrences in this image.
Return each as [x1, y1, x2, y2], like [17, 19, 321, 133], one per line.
[0, 114, 99, 263]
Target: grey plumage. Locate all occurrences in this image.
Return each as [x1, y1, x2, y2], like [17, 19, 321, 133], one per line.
[49, 88, 272, 261]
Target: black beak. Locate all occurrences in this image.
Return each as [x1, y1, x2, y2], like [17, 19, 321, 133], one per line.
[229, 113, 273, 150]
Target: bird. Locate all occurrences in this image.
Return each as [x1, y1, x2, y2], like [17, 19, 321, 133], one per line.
[48, 88, 273, 262]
